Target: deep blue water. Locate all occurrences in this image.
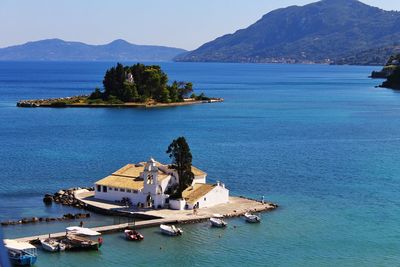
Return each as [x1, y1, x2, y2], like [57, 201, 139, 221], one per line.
[1, 61, 400, 266]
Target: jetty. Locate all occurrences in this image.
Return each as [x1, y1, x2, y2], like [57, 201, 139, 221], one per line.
[12, 193, 277, 243]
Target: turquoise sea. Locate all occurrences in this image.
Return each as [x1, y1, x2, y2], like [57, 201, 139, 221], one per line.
[1, 62, 400, 266]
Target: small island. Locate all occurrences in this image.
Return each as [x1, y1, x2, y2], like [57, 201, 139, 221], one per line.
[370, 54, 400, 90]
[17, 63, 223, 108]
[370, 54, 400, 79]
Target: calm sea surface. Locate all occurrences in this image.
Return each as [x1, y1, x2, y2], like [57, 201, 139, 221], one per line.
[1, 62, 399, 266]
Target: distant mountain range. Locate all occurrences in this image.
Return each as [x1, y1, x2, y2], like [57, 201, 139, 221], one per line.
[0, 39, 186, 61]
[175, 0, 400, 65]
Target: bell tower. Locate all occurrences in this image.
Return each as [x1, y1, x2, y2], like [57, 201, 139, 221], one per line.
[142, 158, 159, 194]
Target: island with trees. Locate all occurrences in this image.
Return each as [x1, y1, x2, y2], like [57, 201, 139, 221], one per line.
[17, 63, 223, 108]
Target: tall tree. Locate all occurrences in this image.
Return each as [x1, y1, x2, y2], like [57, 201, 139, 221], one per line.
[166, 137, 194, 198]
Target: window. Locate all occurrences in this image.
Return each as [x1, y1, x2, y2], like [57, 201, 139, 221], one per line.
[108, 187, 113, 190]
[204, 197, 207, 201]
[96, 185, 101, 192]
[114, 188, 118, 191]
[102, 186, 107, 193]
[120, 188, 125, 192]
[127, 189, 131, 193]
[147, 174, 153, 184]
[132, 190, 138, 194]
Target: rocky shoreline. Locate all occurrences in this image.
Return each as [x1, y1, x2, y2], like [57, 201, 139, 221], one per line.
[43, 187, 94, 209]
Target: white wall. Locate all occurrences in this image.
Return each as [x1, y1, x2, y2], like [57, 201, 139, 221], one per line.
[192, 175, 206, 185]
[169, 199, 186, 210]
[187, 185, 229, 209]
[95, 186, 143, 205]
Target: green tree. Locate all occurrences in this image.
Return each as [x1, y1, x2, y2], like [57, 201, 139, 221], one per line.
[166, 137, 194, 198]
[89, 88, 103, 100]
[168, 81, 180, 102]
[160, 87, 171, 103]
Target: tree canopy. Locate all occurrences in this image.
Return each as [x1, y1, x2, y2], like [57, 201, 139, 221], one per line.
[89, 63, 195, 103]
[166, 137, 194, 198]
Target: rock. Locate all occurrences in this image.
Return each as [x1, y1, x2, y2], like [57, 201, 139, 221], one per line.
[43, 195, 53, 205]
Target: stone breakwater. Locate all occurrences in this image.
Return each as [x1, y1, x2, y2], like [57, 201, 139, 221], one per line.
[1, 213, 91, 226]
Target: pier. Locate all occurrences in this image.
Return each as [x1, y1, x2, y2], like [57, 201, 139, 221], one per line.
[12, 195, 277, 243]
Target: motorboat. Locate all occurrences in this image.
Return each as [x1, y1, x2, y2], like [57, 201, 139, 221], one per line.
[40, 238, 66, 252]
[4, 239, 37, 266]
[160, 224, 183, 236]
[244, 213, 261, 223]
[210, 217, 227, 228]
[124, 229, 144, 241]
[62, 235, 101, 251]
[63, 226, 103, 250]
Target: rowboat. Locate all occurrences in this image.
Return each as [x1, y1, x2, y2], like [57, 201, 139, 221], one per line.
[160, 224, 183, 236]
[210, 217, 227, 228]
[40, 238, 66, 252]
[124, 229, 144, 241]
[244, 213, 261, 223]
[4, 239, 37, 266]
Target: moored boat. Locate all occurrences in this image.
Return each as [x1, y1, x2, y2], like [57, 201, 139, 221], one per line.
[40, 238, 66, 252]
[244, 213, 261, 223]
[4, 239, 37, 266]
[63, 226, 103, 250]
[210, 217, 227, 228]
[160, 224, 183, 236]
[62, 235, 101, 251]
[124, 229, 144, 241]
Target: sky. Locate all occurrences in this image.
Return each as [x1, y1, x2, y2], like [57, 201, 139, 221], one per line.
[1, 0, 400, 50]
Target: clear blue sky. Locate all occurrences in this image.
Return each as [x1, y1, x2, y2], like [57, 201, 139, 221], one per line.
[0, 0, 399, 50]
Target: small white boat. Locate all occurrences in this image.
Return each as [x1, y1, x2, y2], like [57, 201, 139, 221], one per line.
[244, 213, 261, 223]
[160, 224, 183, 236]
[210, 217, 227, 228]
[40, 238, 66, 252]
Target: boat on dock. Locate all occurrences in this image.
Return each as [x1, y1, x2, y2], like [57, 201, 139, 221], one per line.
[63, 226, 103, 251]
[244, 213, 261, 223]
[4, 239, 37, 266]
[124, 229, 144, 241]
[210, 217, 227, 228]
[160, 224, 183, 236]
[40, 238, 66, 252]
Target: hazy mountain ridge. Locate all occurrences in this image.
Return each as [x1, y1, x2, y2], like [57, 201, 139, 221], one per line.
[175, 0, 400, 65]
[0, 39, 187, 61]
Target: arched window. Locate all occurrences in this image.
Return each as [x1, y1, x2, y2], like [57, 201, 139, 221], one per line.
[147, 174, 153, 184]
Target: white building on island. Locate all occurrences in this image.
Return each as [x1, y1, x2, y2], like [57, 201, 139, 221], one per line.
[94, 158, 229, 210]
